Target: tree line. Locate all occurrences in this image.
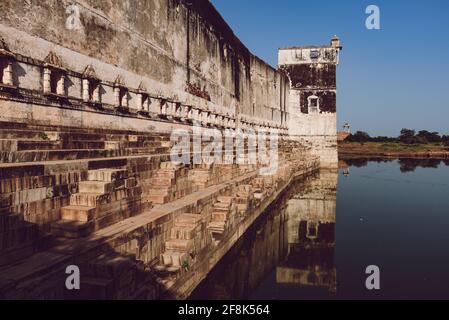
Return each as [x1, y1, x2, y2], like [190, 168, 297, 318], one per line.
[346, 129, 449, 146]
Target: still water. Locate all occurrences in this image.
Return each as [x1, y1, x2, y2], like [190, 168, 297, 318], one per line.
[191, 159, 449, 299]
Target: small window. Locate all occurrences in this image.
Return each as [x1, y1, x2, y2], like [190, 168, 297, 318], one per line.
[50, 70, 64, 94]
[307, 95, 320, 113]
[43, 52, 66, 96]
[82, 65, 101, 103]
[140, 93, 149, 111]
[310, 50, 320, 59]
[0, 38, 15, 87]
[113, 75, 128, 108]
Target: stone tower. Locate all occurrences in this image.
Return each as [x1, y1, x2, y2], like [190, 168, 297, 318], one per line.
[279, 36, 342, 168]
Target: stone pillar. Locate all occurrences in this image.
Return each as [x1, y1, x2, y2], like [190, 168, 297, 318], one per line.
[136, 93, 143, 110]
[160, 101, 167, 115]
[92, 85, 100, 103]
[114, 87, 121, 106]
[121, 91, 128, 108]
[3, 61, 13, 86]
[191, 108, 200, 121]
[143, 96, 149, 112]
[56, 74, 65, 95]
[82, 79, 90, 102]
[210, 114, 216, 126]
[43, 68, 51, 94]
[187, 107, 193, 120]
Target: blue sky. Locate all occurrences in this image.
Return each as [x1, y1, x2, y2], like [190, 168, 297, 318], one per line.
[211, 0, 449, 136]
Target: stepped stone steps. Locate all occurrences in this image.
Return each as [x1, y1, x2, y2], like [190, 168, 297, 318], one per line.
[70, 193, 111, 207]
[0, 146, 172, 163]
[234, 184, 254, 214]
[87, 168, 128, 182]
[0, 128, 172, 144]
[77, 276, 115, 300]
[68, 253, 140, 299]
[78, 181, 116, 194]
[147, 162, 193, 204]
[0, 139, 62, 152]
[60, 205, 96, 222]
[207, 195, 238, 238]
[55, 166, 143, 238]
[51, 220, 94, 239]
[158, 213, 205, 273]
[160, 250, 188, 269]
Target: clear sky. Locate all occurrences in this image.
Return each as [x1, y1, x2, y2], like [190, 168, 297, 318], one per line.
[211, 0, 449, 137]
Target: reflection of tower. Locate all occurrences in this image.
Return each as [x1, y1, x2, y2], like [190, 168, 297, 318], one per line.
[276, 169, 338, 292]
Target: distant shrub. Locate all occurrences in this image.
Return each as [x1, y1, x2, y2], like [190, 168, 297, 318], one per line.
[347, 131, 371, 143]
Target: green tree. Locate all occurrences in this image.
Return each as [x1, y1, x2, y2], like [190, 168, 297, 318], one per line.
[442, 135, 449, 147]
[416, 130, 442, 143]
[399, 128, 420, 144]
[348, 131, 371, 143]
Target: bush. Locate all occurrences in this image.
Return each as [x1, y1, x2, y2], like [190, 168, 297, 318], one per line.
[442, 135, 449, 147]
[347, 131, 371, 143]
[416, 130, 442, 143]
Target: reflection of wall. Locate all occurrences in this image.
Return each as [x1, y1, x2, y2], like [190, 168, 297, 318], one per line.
[191, 175, 314, 299]
[276, 169, 338, 292]
[191, 206, 289, 299]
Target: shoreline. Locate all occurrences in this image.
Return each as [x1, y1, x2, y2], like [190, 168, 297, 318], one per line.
[338, 142, 449, 160]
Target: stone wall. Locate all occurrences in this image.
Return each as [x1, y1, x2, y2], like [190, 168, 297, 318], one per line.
[0, 0, 289, 130]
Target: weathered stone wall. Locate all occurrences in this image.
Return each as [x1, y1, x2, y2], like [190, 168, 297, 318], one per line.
[0, 0, 289, 128]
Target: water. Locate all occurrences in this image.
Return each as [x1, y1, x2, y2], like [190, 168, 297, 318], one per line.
[191, 159, 449, 300]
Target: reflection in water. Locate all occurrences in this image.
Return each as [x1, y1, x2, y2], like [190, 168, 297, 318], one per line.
[191, 170, 338, 300]
[277, 170, 337, 293]
[341, 157, 449, 173]
[192, 159, 449, 299]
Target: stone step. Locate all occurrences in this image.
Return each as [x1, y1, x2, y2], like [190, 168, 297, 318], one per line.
[174, 213, 203, 225]
[70, 193, 111, 207]
[60, 205, 96, 222]
[78, 181, 115, 194]
[77, 276, 115, 300]
[87, 168, 128, 182]
[236, 184, 252, 193]
[16, 140, 62, 151]
[0, 223, 39, 251]
[213, 202, 232, 211]
[208, 221, 226, 234]
[160, 251, 189, 268]
[216, 196, 234, 204]
[0, 146, 171, 163]
[165, 239, 194, 252]
[62, 140, 106, 149]
[0, 129, 53, 140]
[211, 211, 230, 223]
[0, 140, 61, 152]
[51, 220, 94, 238]
[0, 240, 37, 267]
[149, 177, 174, 187]
[147, 194, 170, 205]
[170, 222, 202, 240]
